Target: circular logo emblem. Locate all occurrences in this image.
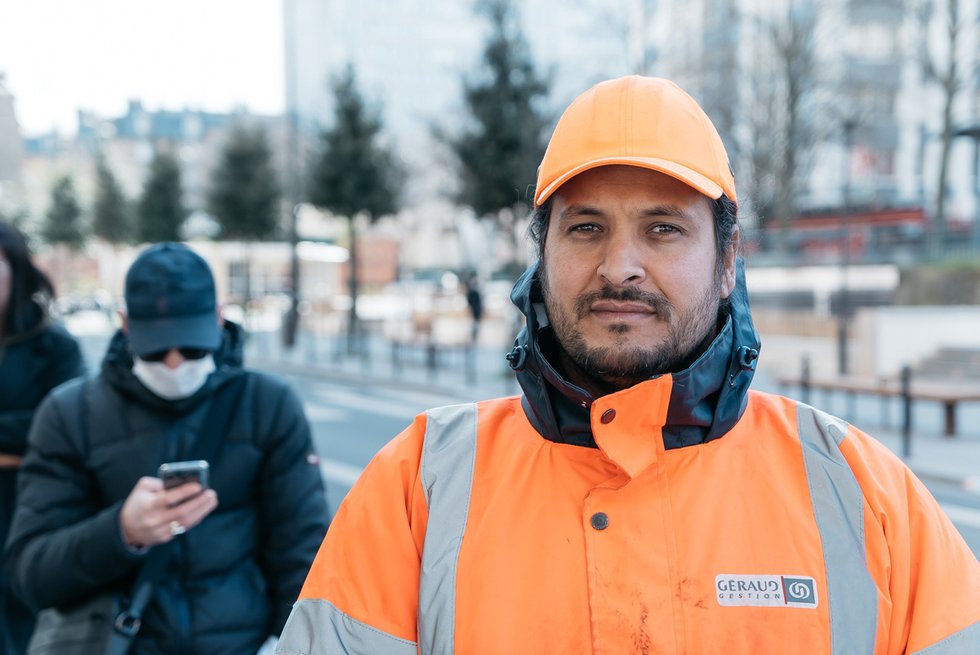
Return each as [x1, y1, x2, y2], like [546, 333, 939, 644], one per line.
[788, 581, 813, 601]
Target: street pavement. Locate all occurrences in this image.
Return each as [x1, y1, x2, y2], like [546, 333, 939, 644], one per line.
[65, 311, 980, 555]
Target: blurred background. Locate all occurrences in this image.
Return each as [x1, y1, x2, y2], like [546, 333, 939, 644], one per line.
[2, 0, 980, 544]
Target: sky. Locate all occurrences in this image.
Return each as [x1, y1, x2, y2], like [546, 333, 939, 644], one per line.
[0, 0, 284, 136]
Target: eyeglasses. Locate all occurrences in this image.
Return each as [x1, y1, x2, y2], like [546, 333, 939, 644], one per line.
[140, 347, 212, 362]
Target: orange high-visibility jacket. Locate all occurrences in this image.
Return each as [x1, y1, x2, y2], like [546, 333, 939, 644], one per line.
[277, 263, 980, 654]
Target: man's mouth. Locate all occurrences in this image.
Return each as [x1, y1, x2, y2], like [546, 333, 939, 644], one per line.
[573, 286, 673, 322]
[589, 300, 658, 321]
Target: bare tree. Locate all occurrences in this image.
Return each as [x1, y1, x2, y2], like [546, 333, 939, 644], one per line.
[737, 1, 822, 252]
[740, 52, 783, 230]
[771, 2, 820, 252]
[584, 0, 657, 75]
[917, 0, 971, 251]
[698, 0, 741, 157]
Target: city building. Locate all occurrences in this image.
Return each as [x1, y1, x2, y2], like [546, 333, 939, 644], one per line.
[8, 95, 328, 304]
[283, 0, 980, 265]
[0, 72, 23, 214]
[0, 74, 21, 181]
[13, 99, 289, 239]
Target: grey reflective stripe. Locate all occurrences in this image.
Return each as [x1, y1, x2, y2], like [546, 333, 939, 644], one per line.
[417, 403, 479, 655]
[275, 598, 417, 655]
[797, 404, 878, 654]
[911, 620, 980, 654]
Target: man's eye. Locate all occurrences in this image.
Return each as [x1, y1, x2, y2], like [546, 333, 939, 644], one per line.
[650, 224, 680, 234]
[569, 223, 600, 233]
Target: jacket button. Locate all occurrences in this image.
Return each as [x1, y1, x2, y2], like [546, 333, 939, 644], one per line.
[591, 512, 609, 530]
[600, 409, 616, 424]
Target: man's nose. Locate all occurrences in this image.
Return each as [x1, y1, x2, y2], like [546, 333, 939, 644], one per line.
[596, 235, 646, 287]
[161, 349, 186, 370]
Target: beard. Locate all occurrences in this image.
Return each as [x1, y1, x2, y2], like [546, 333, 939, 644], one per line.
[541, 270, 724, 391]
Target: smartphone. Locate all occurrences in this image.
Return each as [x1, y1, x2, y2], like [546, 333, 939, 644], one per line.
[157, 460, 210, 490]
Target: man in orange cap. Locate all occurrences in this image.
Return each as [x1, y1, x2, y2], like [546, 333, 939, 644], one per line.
[277, 76, 980, 654]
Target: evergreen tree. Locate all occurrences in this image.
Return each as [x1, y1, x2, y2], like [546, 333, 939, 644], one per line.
[208, 123, 281, 308]
[137, 151, 185, 243]
[92, 156, 131, 243]
[208, 124, 281, 240]
[42, 175, 84, 248]
[440, 0, 550, 261]
[307, 64, 403, 352]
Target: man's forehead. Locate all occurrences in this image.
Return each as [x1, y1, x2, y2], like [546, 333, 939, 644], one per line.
[547, 165, 715, 220]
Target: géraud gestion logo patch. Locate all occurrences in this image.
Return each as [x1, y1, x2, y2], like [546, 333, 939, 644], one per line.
[715, 574, 818, 608]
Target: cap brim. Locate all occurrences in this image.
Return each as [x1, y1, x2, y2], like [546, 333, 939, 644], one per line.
[127, 313, 221, 357]
[535, 156, 724, 206]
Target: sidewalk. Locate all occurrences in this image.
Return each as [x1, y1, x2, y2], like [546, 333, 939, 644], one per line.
[245, 328, 980, 494]
[869, 428, 980, 492]
[245, 328, 522, 401]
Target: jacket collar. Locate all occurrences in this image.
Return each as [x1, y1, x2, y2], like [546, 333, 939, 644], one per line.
[507, 258, 760, 449]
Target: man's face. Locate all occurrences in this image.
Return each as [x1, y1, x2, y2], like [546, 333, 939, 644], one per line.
[540, 165, 736, 391]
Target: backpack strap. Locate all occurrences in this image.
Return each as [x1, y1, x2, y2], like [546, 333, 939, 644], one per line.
[184, 373, 247, 463]
[106, 545, 171, 655]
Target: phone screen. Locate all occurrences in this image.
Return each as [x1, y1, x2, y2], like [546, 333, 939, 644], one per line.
[158, 460, 210, 490]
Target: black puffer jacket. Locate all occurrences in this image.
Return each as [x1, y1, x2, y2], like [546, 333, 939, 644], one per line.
[0, 313, 84, 654]
[4, 322, 329, 655]
[0, 316, 85, 457]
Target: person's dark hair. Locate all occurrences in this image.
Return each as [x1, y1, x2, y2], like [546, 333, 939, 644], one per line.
[528, 191, 740, 275]
[0, 221, 55, 335]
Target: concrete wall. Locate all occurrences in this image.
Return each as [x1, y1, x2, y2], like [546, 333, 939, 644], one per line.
[752, 308, 838, 338]
[854, 306, 980, 377]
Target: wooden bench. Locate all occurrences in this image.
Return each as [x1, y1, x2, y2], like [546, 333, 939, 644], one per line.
[776, 371, 980, 437]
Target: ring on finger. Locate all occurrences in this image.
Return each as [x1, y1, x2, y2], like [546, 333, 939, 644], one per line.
[169, 520, 186, 536]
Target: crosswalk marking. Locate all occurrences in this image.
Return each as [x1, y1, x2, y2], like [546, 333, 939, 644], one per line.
[321, 459, 363, 487]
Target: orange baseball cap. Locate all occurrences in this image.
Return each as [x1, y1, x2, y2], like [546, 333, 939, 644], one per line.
[534, 75, 736, 206]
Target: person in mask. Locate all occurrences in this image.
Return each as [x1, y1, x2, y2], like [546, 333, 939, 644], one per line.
[5, 242, 329, 655]
[275, 76, 979, 655]
[0, 221, 85, 655]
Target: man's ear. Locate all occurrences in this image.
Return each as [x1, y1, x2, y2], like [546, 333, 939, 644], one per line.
[118, 310, 129, 334]
[721, 229, 740, 299]
[217, 304, 225, 327]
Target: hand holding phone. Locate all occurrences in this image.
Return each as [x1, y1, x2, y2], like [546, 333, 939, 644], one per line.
[120, 464, 218, 548]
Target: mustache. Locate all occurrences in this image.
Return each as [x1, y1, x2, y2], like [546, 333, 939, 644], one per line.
[574, 285, 673, 320]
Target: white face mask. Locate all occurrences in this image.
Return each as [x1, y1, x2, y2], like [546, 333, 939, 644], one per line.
[132, 355, 216, 400]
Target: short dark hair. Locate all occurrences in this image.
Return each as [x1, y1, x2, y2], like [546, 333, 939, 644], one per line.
[0, 221, 55, 335]
[528, 191, 740, 274]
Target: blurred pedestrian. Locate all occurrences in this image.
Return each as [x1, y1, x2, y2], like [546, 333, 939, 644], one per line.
[463, 270, 483, 345]
[5, 242, 329, 655]
[276, 76, 980, 654]
[0, 221, 85, 655]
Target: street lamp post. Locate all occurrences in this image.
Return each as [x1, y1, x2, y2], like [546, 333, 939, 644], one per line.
[282, 0, 301, 349]
[954, 125, 980, 248]
[837, 119, 857, 377]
